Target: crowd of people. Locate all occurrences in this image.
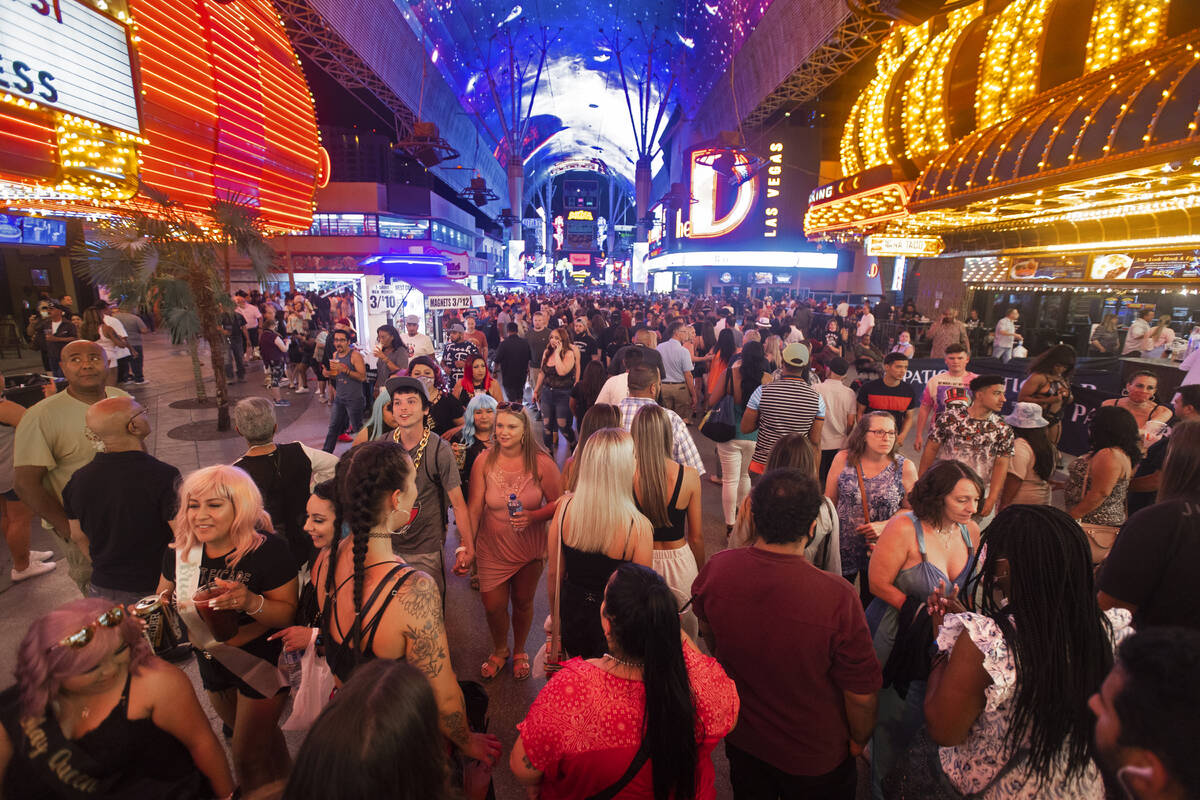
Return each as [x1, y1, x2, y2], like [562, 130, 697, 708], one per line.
[1, 287, 1198, 800]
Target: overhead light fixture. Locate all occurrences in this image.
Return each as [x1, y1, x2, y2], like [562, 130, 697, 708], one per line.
[396, 122, 459, 168]
[457, 175, 498, 207]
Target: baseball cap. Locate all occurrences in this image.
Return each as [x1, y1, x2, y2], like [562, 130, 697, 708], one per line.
[405, 314, 419, 325]
[781, 342, 810, 367]
[448, 323, 465, 333]
[385, 376, 429, 403]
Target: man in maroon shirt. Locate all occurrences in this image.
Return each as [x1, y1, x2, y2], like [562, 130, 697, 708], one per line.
[693, 468, 881, 799]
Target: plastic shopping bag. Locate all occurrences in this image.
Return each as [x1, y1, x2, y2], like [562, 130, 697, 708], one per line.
[282, 629, 335, 731]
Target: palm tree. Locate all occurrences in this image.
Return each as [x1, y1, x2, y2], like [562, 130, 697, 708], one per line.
[72, 184, 275, 431]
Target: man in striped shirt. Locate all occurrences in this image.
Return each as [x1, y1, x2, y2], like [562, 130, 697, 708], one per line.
[742, 343, 825, 474]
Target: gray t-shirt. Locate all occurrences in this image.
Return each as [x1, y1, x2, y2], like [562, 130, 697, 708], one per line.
[373, 429, 460, 554]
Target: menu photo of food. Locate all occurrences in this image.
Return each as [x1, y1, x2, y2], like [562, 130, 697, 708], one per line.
[1089, 253, 1134, 281]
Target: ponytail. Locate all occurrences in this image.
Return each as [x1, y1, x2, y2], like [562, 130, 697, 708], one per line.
[605, 564, 697, 800]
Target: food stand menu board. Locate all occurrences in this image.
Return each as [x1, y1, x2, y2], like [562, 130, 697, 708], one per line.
[1009, 256, 1087, 280]
[1089, 251, 1200, 281]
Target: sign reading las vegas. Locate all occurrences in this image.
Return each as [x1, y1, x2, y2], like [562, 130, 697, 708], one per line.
[1, 0, 141, 133]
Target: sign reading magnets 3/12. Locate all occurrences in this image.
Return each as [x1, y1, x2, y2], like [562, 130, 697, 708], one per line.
[0, 0, 141, 133]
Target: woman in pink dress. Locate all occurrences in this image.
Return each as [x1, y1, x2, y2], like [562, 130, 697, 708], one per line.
[468, 404, 562, 681]
[511, 564, 739, 799]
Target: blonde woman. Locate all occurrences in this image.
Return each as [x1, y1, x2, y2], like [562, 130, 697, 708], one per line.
[547, 428, 652, 659]
[630, 404, 704, 639]
[468, 405, 563, 680]
[156, 465, 298, 792]
[1143, 315, 1175, 359]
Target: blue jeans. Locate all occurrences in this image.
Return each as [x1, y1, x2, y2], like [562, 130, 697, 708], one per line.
[540, 386, 574, 447]
[323, 396, 365, 452]
[992, 344, 1013, 363]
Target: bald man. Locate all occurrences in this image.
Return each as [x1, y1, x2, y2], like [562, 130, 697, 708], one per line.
[61, 397, 180, 605]
[14, 340, 129, 593]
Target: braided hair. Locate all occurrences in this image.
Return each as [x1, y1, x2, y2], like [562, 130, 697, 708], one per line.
[334, 441, 413, 659]
[965, 504, 1113, 784]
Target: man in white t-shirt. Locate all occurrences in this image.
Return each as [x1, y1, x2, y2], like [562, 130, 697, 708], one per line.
[1122, 308, 1156, 356]
[234, 292, 262, 360]
[814, 357, 857, 483]
[400, 314, 435, 359]
[992, 308, 1022, 362]
[914, 343, 977, 451]
[1179, 345, 1200, 387]
[856, 303, 875, 341]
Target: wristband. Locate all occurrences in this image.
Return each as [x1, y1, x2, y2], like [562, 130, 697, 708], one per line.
[455, 546, 468, 554]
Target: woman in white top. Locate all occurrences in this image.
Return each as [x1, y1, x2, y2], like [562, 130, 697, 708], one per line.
[912, 505, 1131, 799]
[83, 303, 131, 386]
[998, 402, 1056, 509]
[890, 331, 916, 359]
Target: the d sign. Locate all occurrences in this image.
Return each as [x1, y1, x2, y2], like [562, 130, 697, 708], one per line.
[688, 149, 758, 239]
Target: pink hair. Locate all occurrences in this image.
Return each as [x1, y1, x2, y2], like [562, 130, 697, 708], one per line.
[171, 464, 272, 568]
[17, 598, 153, 718]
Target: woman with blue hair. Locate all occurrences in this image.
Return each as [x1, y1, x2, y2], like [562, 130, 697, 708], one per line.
[450, 393, 498, 494]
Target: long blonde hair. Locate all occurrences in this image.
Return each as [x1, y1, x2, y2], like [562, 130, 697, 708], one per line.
[631, 404, 673, 528]
[565, 428, 648, 554]
[172, 465, 271, 567]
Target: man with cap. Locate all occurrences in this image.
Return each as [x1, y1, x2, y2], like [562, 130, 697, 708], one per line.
[442, 323, 479, 387]
[741, 342, 825, 475]
[379, 375, 475, 596]
[400, 314, 435, 359]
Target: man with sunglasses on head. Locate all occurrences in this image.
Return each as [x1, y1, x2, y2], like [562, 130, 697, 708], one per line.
[376, 376, 475, 597]
[14, 340, 130, 594]
[61, 397, 180, 609]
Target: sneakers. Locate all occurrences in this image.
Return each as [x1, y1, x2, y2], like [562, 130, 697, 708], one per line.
[29, 550, 54, 562]
[12, 560, 57, 582]
[134, 379, 149, 385]
[274, 399, 291, 407]
[337, 433, 353, 442]
[293, 387, 308, 393]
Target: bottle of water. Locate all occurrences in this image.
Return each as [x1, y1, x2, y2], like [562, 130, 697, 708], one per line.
[507, 493, 523, 517]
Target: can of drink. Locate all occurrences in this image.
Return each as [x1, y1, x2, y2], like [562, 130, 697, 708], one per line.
[132, 594, 185, 658]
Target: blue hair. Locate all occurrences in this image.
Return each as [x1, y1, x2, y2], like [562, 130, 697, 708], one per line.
[462, 393, 498, 448]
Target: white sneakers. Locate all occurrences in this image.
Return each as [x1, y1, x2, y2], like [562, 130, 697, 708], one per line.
[12, 552, 57, 582]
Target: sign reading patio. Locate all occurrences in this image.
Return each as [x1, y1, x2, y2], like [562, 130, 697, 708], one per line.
[0, 0, 141, 133]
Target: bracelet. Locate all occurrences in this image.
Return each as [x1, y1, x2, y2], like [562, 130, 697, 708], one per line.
[455, 546, 468, 555]
[247, 593, 266, 615]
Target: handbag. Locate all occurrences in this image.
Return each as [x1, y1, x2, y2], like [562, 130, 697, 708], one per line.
[282, 628, 336, 731]
[534, 499, 569, 678]
[699, 369, 736, 443]
[1073, 455, 1123, 565]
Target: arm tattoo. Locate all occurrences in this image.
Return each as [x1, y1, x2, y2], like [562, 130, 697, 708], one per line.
[523, 754, 535, 771]
[399, 573, 447, 679]
[441, 710, 470, 750]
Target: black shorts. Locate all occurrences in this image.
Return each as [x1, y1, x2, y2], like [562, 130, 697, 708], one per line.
[1, 489, 18, 501]
[195, 634, 288, 699]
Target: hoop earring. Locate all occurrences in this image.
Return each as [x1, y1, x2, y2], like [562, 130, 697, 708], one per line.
[1122, 387, 1130, 397]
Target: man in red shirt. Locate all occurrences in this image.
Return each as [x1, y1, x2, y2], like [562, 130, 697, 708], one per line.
[693, 468, 881, 799]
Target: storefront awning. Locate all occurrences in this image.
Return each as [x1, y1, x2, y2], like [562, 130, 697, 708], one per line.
[911, 30, 1200, 211]
[395, 275, 484, 311]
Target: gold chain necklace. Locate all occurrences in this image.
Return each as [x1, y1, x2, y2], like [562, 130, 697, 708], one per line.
[394, 424, 432, 472]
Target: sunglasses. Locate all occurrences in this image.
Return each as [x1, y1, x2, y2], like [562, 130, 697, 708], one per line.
[50, 606, 125, 652]
[497, 402, 524, 412]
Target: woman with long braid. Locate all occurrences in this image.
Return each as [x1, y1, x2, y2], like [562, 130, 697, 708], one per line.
[891, 505, 1132, 798]
[313, 441, 501, 766]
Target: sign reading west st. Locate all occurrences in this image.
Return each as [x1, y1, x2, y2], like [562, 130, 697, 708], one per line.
[0, 0, 141, 133]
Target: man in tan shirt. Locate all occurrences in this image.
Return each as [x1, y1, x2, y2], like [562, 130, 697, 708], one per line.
[927, 307, 970, 359]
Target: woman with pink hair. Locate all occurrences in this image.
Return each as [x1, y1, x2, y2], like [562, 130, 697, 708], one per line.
[0, 597, 234, 797]
[156, 464, 299, 792]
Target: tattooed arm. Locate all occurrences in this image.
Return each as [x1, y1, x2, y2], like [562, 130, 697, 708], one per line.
[510, 735, 544, 794]
[398, 571, 502, 764]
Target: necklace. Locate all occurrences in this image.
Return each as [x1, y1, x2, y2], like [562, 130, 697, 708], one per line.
[604, 652, 643, 669]
[393, 424, 432, 472]
[931, 522, 956, 550]
[367, 532, 393, 540]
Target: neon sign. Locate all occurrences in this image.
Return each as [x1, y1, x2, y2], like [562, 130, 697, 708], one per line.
[763, 141, 783, 239]
[687, 148, 758, 239]
[567, 209, 594, 221]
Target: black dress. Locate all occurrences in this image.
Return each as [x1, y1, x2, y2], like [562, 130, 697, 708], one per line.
[558, 498, 637, 658]
[0, 673, 209, 799]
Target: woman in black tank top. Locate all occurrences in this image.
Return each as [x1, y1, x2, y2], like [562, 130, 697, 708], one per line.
[0, 598, 233, 799]
[630, 405, 705, 639]
[314, 441, 501, 767]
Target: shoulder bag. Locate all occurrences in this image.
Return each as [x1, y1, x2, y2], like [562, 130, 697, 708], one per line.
[699, 368, 736, 443]
[1075, 455, 1122, 565]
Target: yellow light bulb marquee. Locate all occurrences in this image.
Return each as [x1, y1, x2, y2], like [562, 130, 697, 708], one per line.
[838, 0, 1175, 182]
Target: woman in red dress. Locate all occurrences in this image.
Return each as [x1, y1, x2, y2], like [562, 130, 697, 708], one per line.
[511, 564, 739, 799]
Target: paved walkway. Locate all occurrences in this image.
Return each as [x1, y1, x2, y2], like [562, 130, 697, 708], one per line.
[0, 332, 878, 798]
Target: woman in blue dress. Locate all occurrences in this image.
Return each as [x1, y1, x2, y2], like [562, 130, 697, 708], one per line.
[866, 460, 983, 800]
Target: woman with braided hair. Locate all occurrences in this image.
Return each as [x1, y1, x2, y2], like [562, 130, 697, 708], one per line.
[313, 440, 501, 767]
[889, 505, 1133, 799]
